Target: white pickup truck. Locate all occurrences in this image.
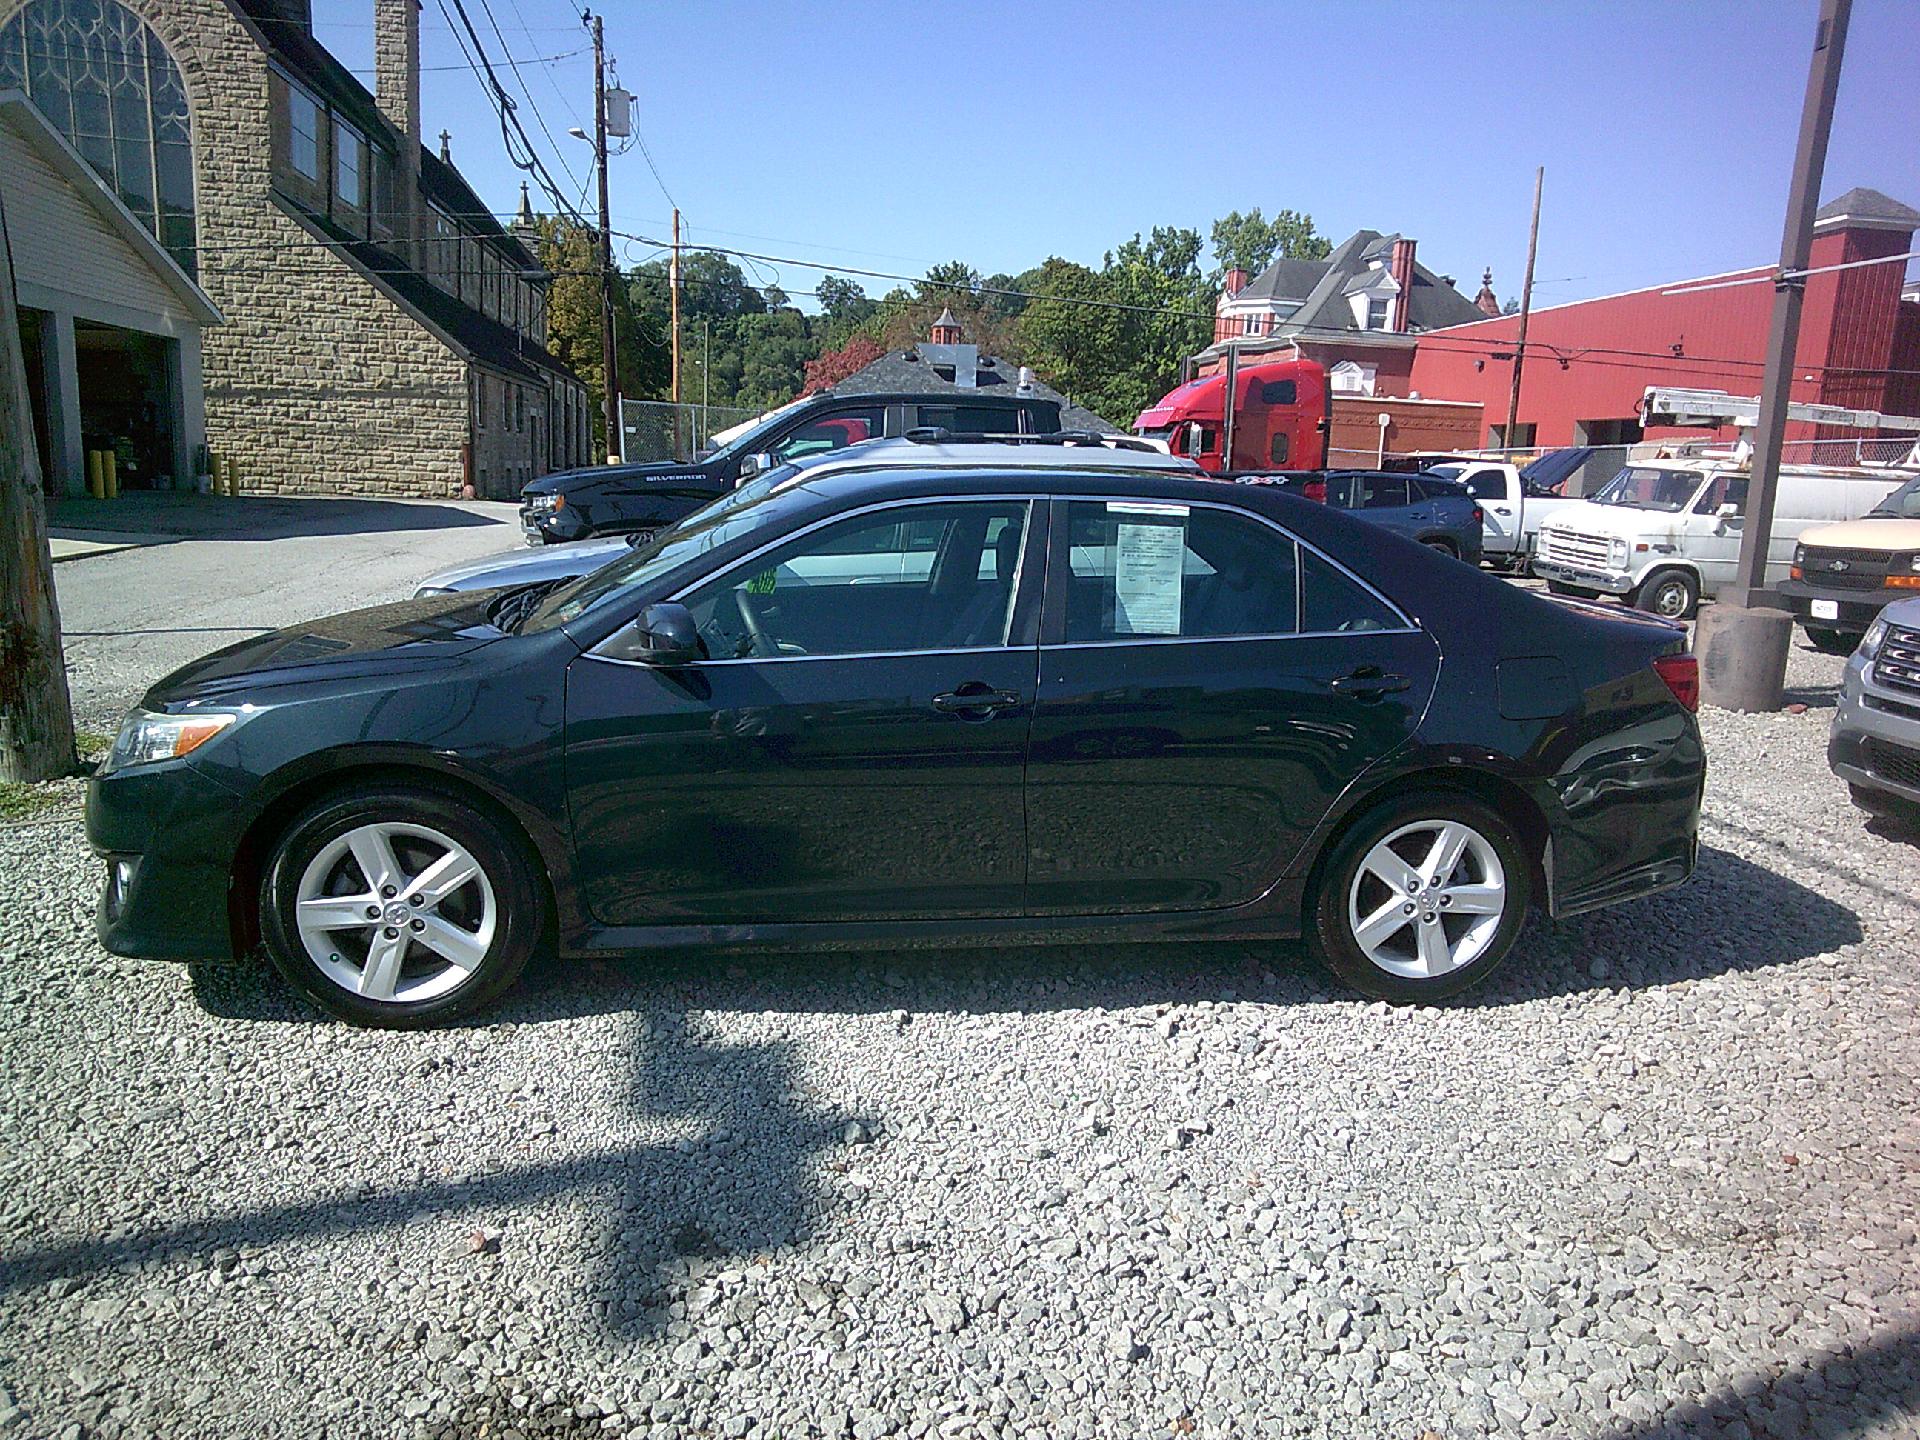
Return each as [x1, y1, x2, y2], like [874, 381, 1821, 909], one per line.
[1415, 455, 1591, 570]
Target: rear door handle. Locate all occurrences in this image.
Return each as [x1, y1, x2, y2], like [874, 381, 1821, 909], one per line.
[1329, 668, 1411, 699]
[932, 685, 1022, 718]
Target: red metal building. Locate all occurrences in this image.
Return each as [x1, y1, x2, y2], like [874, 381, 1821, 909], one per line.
[1406, 187, 1920, 449]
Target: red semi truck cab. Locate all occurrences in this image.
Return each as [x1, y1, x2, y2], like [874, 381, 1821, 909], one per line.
[1133, 358, 1329, 473]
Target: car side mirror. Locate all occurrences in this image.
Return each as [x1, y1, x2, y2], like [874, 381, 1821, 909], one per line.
[626, 602, 700, 666]
[737, 452, 776, 480]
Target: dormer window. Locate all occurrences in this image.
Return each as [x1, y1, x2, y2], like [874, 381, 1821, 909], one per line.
[1366, 296, 1390, 330]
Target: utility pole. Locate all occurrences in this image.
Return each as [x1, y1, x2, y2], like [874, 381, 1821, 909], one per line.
[670, 207, 683, 461]
[1698, 0, 1852, 711]
[1221, 346, 1239, 472]
[0, 186, 77, 782]
[701, 316, 711, 452]
[1503, 166, 1544, 453]
[589, 10, 618, 463]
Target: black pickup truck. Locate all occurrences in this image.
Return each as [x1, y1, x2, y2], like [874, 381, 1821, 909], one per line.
[520, 390, 1064, 544]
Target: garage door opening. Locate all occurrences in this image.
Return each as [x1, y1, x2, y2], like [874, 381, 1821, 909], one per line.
[75, 320, 177, 490]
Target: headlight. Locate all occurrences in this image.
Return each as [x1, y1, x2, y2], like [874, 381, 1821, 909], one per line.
[412, 585, 450, 598]
[99, 709, 237, 774]
[1860, 618, 1889, 660]
[525, 493, 562, 513]
[1609, 537, 1629, 567]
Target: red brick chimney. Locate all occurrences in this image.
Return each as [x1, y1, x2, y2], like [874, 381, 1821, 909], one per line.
[1388, 238, 1416, 332]
[1224, 267, 1249, 298]
[1473, 267, 1500, 318]
[929, 306, 963, 345]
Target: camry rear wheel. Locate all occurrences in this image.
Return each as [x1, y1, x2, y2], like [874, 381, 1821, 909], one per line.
[260, 786, 542, 1026]
[1312, 794, 1531, 1002]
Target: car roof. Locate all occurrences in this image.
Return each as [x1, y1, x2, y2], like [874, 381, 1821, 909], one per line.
[788, 438, 1200, 476]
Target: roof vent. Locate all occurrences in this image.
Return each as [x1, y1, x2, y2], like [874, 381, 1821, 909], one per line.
[1017, 366, 1035, 394]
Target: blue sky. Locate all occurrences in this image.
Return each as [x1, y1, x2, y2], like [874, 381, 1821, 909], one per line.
[313, 0, 1920, 312]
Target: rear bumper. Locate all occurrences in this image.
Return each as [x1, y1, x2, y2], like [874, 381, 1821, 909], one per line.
[87, 760, 250, 960]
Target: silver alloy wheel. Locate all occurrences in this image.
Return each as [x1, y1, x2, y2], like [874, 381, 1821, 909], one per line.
[1346, 819, 1507, 980]
[294, 822, 497, 1004]
[1647, 577, 1692, 618]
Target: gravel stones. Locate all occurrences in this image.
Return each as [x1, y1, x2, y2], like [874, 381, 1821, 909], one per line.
[2, 641, 1919, 1437]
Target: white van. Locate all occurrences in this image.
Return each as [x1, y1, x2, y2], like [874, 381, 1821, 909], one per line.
[1532, 459, 1909, 619]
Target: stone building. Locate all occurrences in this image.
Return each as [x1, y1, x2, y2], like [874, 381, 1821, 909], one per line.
[0, 0, 591, 498]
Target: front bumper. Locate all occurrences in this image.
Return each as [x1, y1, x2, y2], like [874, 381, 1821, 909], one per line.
[1776, 578, 1902, 633]
[87, 759, 252, 960]
[1530, 556, 1634, 596]
[519, 504, 588, 546]
[1830, 663, 1920, 810]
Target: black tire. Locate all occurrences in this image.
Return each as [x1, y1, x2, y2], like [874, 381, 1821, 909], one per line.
[1545, 579, 1595, 599]
[1420, 537, 1459, 559]
[1633, 568, 1699, 621]
[1309, 792, 1533, 1004]
[1804, 626, 1857, 655]
[259, 784, 544, 1027]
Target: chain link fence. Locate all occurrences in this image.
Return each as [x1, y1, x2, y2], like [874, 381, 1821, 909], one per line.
[620, 400, 758, 463]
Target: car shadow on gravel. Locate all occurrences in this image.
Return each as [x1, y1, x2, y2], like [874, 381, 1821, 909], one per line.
[0, 1006, 847, 1349]
[186, 843, 1859, 1031]
[1598, 1321, 1920, 1439]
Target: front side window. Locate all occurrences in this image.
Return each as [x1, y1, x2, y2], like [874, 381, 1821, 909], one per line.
[0, 0, 196, 274]
[684, 501, 1030, 660]
[1691, 472, 1748, 515]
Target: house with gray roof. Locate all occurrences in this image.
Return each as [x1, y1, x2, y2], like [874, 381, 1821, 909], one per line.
[1197, 230, 1487, 398]
[833, 317, 1118, 432]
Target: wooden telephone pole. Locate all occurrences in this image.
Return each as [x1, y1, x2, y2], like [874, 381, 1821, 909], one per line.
[1502, 166, 1544, 452]
[589, 11, 618, 462]
[670, 208, 683, 460]
[0, 187, 77, 782]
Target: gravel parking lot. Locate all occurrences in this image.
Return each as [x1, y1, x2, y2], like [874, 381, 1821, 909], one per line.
[3, 548, 1918, 1438]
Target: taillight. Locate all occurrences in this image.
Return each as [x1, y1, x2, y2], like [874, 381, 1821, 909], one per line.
[1653, 654, 1699, 713]
[1472, 506, 1484, 525]
[1303, 481, 1327, 503]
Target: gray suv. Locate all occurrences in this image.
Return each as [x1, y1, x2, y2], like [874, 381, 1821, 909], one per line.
[1829, 595, 1920, 826]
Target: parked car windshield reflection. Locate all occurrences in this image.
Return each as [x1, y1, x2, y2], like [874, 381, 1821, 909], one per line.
[522, 469, 812, 631]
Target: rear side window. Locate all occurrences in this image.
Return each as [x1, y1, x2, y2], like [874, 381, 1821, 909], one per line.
[1261, 379, 1297, 405]
[1063, 501, 1299, 641]
[917, 404, 1027, 435]
[1361, 475, 1410, 509]
[1301, 549, 1404, 634]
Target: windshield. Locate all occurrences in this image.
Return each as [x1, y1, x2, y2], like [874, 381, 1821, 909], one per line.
[1866, 476, 1920, 518]
[520, 466, 805, 631]
[702, 397, 814, 466]
[1591, 466, 1705, 513]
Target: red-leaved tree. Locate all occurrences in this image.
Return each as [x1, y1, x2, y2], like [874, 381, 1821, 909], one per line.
[801, 335, 886, 395]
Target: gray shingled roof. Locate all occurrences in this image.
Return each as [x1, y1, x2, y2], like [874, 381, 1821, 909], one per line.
[832, 346, 1119, 432]
[1815, 187, 1920, 228]
[1219, 229, 1484, 347]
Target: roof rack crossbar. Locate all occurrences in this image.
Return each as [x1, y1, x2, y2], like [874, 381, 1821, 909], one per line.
[901, 427, 1152, 451]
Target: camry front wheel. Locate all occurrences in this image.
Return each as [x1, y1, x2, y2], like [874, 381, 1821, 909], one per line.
[260, 786, 542, 1026]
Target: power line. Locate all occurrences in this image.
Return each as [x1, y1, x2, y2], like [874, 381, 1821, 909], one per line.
[435, 0, 585, 226]
[471, 0, 585, 197]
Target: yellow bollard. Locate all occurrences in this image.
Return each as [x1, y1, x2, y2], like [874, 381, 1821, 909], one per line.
[103, 451, 119, 499]
[86, 450, 104, 499]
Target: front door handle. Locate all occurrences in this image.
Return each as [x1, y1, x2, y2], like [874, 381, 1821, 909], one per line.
[1329, 667, 1411, 700]
[932, 684, 1022, 719]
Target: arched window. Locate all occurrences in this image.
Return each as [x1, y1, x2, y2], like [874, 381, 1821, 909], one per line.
[0, 0, 195, 275]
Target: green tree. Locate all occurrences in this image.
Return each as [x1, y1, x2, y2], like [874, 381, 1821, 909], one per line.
[1102, 226, 1214, 420]
[919, 260, 981, 301]
[1012, 256, 1128, 420]
[538, 217, 653, 451]
[1209, 207, 1330, 276]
